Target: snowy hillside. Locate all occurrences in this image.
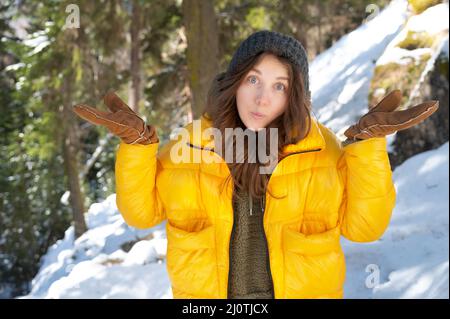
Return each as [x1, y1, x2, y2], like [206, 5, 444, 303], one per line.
[21, 195, 171, 299]
[310, 0, 409, 135]
[19, 0, 449, 299]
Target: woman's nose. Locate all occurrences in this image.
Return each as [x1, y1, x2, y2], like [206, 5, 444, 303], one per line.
[256, 87, 271, 106]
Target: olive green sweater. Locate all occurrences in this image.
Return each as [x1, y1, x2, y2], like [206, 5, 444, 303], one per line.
[228, 186, 274, 299]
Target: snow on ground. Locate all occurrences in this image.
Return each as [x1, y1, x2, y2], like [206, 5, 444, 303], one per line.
[342, 142, 449, 299]
[20, 195, 172, 299]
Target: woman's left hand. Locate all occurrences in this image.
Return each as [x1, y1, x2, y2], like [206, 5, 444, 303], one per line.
[343, 90, 439, 142]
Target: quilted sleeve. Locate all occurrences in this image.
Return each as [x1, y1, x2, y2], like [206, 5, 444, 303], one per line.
[115, 141, 166, 229]
[337, 137, 396, 242]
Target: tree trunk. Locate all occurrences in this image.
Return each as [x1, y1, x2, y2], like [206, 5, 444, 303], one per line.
[182, 0, 220, 119]
[61, 70, 88, 239]
[316, 0, 323, 55]
[129, 0, 142, 112]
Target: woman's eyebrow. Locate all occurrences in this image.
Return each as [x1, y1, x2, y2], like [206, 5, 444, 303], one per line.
[250, 68, 289, 81]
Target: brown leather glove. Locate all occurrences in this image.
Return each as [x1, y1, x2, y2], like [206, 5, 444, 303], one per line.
[72, 92, 159, 145]
[344, 90, 439, 141]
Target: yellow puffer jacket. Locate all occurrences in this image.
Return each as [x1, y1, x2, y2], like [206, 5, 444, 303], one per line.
[115, 114, 396, 299]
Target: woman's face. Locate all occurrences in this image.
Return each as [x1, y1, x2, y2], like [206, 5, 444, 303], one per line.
[236, 53, 289, 131]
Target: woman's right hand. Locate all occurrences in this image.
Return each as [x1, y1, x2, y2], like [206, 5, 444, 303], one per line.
[72, 92, 159, 145]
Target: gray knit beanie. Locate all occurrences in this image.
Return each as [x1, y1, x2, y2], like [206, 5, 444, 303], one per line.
[226, 30, 310, 99]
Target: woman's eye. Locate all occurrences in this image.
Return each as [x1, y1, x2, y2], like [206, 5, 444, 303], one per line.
[247, 76, 286, 91]
[248, 75, 258, 84]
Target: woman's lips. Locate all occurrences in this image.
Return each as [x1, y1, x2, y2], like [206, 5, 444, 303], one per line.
[250, 112, 265, 120]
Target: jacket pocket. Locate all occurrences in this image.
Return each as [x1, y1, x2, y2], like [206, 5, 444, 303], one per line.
[166, 222, 219, 298]
[282, 226, 346, 298]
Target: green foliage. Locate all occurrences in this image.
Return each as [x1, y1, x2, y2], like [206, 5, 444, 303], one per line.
[369, 53, 431, 107]
[0, 0, 131, 297]
[437, 54, 449, 81]
[246, 7, 271, 30]
[397, 31, 436, 50]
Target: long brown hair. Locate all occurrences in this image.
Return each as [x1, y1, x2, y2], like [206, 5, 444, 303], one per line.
[202, 51, 312, 202]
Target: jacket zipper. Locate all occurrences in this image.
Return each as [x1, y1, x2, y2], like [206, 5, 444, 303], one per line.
[186, 141, 322, 298]
[260, 191, 275, 298]
[227, 186, 236, 298]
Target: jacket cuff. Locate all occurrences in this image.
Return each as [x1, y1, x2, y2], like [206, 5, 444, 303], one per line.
[343, 137, 388, 154]
[117, 140, 159, 157]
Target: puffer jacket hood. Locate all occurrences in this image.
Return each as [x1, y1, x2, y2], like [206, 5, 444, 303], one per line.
[115, 114, 396, 298]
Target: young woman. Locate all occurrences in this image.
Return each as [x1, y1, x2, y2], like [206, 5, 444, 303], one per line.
[73, 30, 438, 299]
